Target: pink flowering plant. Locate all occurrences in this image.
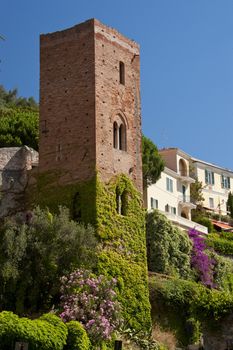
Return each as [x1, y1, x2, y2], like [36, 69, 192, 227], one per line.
[60, 269, 122, 344]
[188, 228, 216, 288]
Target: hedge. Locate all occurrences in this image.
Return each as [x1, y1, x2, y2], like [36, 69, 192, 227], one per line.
[0, 312, 67, 350]
[64, 321, 90, 350]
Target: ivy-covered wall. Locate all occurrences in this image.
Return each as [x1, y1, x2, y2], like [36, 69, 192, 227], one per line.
[27, 172, 151, 332]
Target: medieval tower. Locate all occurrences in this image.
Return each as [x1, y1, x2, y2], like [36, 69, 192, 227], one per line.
[37, 19, 151, 330]
[39, 18, 142, 193]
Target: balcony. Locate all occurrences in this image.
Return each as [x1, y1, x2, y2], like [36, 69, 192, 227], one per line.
[178, 195, 196, 209]
[177, 173, 195, 184]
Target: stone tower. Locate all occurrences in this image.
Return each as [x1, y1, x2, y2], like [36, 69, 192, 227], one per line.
[39, 18, 142, 193]
[37, 19, 151, 332]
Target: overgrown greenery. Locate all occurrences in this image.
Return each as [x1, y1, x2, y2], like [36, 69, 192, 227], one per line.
[142, 135, 164, 187]
[146, 210, 192, 278]
[17, 173, 152, 336]
[0, 207, 98, 314]
[64, 321, 91, 350]
[149, 274, 233, 346]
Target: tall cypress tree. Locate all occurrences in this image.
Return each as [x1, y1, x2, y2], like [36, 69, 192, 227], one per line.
[227, 192, 233, 218]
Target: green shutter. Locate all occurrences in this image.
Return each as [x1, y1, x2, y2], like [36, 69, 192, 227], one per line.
[211, 172, 215, 185]
[205, 170, 208, 184]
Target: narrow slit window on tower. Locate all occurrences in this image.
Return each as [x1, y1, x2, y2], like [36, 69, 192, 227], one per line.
[113, 122, 118, 149]
[119, 61, 125, 85]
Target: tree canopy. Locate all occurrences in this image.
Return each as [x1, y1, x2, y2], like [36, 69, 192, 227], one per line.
[142, 135, 164, 187]
[0, 85, 39, 150]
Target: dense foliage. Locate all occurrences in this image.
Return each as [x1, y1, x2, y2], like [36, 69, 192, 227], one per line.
[192, 216, 214, 233]
[146, 210, 192, 278]
[0, 207, 98, 314]
[60, 269, 121, 344]
[227, 191, 233, 219]
[64, 321, 90, 350]
[142, 135, 164, 187]
[188, 228, 216, 287]
[32, 173, 152, 332]
[207, 233, 233, 256]
[0, 85, 39, 149]
[0, 312, 67, 350]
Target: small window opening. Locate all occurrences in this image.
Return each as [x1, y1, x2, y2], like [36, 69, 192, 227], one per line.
[41, 120, 48, 134]
[73, 192, 82, 221]
[113, 122, 118, 149]
[116, 188, 127, 216]
[119, 61, 125, 85]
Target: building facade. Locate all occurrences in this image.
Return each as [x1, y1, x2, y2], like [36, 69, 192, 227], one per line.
[191, 157, 233, 217]
[147, 148, 208, 234]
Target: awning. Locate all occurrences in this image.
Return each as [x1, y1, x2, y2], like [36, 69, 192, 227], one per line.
[211, 220, 233, 231]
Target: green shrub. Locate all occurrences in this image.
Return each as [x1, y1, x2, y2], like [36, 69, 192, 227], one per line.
[0, 311, 67, 350]
[207, 234, 233, 255]
[146, 210, 192, 278]
[193, 216, 214, 233]
[64, 321, 90, 350]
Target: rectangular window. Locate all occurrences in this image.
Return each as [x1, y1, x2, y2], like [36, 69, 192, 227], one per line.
[209, 197, 214, 208]
[150, 197, 158, 209]
[171, 207, 176, 215]
[221, 175, 230, 189]
[119, 61, 125, 85]
[205, 169, 215, 185]
[166, 177, 173, 192]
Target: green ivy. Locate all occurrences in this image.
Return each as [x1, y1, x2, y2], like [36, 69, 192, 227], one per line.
[28, 173, 151, 332]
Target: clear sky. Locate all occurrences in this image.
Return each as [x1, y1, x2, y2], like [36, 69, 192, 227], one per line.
[1, 0, 233, 170]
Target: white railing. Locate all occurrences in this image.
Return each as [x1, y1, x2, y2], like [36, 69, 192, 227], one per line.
[163, 211, 208, 234]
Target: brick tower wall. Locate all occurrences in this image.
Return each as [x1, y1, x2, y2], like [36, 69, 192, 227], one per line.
[39, 19, 142, 193]
[94, 19, 143, 193]
[39, 20, 96, 184]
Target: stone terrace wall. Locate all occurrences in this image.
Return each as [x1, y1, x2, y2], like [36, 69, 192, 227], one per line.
[0, 146, 38, 218]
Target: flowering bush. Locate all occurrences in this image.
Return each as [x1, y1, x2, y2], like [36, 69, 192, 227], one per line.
[188, 228, 216, 288]
[60, 269, 121, 344]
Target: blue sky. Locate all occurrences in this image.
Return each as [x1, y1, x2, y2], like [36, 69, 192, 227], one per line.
[1, 0, 233, 170]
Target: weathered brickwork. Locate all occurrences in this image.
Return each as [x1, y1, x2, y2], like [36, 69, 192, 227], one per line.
[39, 19, 142, 193]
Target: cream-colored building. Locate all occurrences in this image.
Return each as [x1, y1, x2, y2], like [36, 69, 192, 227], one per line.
[191, 157, 233, 217]
[146, 148, 208, 234]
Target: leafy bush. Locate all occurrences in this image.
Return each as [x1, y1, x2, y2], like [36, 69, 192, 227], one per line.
[0, 206, 98, 314]
[192, 216, 214, 233]
[0, 311, 67, 350]
[64, 321, 90, 350]
[146, 210, 192, 278]
[60, 269, 121, 344]
[207, 234, 233, 255]
[209, 251, 233, 292]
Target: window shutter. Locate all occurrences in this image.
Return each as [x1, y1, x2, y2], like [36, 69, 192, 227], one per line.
[205, 170, 208, 184]
[228, 177, 230, 189]
[221, 175, 224, 188]
[211, 172, 215, 185]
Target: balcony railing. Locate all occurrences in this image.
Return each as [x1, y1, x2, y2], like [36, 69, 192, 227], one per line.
[163, 211, 208, 234]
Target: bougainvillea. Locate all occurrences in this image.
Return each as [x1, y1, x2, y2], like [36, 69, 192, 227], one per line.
[188, 228, 216, 288]
[60, 269, 121, 344]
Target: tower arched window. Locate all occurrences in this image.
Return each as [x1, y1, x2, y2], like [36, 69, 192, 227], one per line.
[113, 116, 127, 151]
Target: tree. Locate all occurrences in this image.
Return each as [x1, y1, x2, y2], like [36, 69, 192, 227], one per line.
[227, 192, 233, 219]
[142, 135, 164, 187]
[190, 179, 204, 206]
[0, 207, 98, 314]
